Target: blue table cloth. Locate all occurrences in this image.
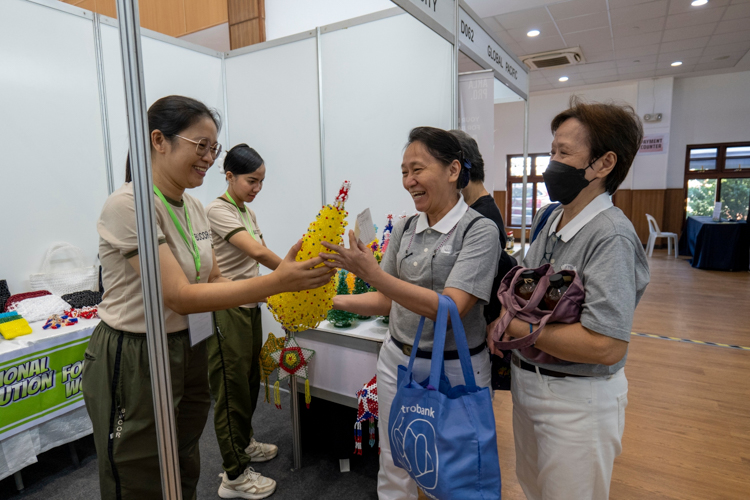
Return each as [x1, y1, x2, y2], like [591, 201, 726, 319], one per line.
[678, 216, 750, 271]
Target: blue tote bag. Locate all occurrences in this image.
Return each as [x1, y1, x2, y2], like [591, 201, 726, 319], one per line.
[388, 295, 501, 500]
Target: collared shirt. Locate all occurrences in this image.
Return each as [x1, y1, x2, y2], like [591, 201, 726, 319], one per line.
[97, 183, 214, 333]
[414, 195, 469, 234]
[205, 197, 263, 308]
[522, 194, 650, 377]
[548, 192, 614, 241]
[381, 197, 499, 351]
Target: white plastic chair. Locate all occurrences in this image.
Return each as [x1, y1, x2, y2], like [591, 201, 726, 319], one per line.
[645, 214, 678, 258]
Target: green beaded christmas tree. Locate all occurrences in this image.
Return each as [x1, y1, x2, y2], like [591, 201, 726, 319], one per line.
[353, 276, 372, 320]
[327, 270, 356, 328]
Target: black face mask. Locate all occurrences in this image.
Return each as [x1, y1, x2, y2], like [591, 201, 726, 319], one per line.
[542, 158, 598, 205]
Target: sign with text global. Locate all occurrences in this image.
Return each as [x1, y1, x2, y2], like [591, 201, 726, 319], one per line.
[391, 0, 456, 43]
[458, 6, 529, 99]
[0, 327, 94, 440]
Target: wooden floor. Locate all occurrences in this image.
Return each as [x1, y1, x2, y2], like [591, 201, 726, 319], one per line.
[423, 250, 750, 500]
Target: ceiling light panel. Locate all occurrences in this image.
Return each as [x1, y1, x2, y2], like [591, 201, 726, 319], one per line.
[661, 23, 718, 42]
[665, 7, 725, 29]
[547, 0, 608, 20]
[612, 16, 667, 38]
[555, 12, 610, 34]
[708, 31, 750, 46]
[610, 1, 670, 26]
[659, 37, 711, 53]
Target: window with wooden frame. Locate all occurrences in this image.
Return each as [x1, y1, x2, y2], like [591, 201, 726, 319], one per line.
[506, 153, 551, 227]
[685, 142, 750, 221]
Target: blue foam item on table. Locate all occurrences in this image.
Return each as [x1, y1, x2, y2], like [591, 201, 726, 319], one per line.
[0, 311, 20, 319]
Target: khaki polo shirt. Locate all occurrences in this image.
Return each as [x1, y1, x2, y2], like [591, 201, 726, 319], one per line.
[205, 197, 262, 308]
[97, 183, 214, 333]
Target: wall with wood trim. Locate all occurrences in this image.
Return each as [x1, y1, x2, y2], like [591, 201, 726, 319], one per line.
[61, 0, 227, 37]
[613, 188, 684, 246]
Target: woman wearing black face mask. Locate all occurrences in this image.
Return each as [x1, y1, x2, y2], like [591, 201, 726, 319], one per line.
[493, 97, 650, 500]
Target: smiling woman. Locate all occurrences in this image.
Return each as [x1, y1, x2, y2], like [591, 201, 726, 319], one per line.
[321, 126, 500, 499]
[82, 96, 335, 499]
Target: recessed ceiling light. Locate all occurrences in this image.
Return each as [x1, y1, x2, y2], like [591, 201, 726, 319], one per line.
[671, 61, 683, 67]
[559, 76, 569, 82]
[691, 0, 708, 6]
[527, 29, 540, 37]
[714, 55, 730, 60]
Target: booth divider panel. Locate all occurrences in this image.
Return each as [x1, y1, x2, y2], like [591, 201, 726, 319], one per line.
[321, 13, 453, 230]
[100, 23, 227, 206]
[0, 0, 109, 293]
[224, 37, 323, 340]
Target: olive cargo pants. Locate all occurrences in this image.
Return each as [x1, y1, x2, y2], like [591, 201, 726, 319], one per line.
[206, 307, 263, 477]
[81, 321, 210, 500]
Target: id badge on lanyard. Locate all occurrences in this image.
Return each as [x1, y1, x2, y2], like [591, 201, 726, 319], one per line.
[153, 186, 212, 346]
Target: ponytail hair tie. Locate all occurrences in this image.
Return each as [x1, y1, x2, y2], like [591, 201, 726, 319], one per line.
[464, 160, 472, 170]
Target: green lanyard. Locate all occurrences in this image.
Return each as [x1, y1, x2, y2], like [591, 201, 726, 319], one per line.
[153, 186, 202, 282]
[224, 191, 261, 243]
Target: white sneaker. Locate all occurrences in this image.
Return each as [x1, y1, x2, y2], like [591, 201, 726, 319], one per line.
[218, 467, 276, 499]
[245, 438, 278, 462]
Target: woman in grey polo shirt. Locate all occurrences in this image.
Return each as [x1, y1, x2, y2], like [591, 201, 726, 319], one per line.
[321, 126, 499, 499]
[492, 98, 650, 499]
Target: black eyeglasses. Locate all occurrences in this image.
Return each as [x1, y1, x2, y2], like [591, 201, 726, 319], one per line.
[541, 233, 561, 264]
[175, 135, 223, 160]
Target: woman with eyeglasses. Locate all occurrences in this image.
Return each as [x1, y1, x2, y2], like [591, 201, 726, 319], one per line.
[320, 126, 500, 499]
[82, 95, 334, 500]
[204, 145, 282, 499]
[493, 97, 650, 499]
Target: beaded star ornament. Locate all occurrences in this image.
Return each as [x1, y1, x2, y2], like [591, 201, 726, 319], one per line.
[266, 181, 351, 333]
[269, 337, 315, 409]
[354, 375, 378, 455]
[259, 332, 286, 404]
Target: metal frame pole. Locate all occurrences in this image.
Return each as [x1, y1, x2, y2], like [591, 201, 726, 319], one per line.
[316, 26, 327, 206]
[115, 1, 182, 498]
[287, 330, 302, 470]
[93, 13, 115, 195]
[452, 0, 459, 129]
[221, 54, 231, 150]
[520, 99, 530, 261]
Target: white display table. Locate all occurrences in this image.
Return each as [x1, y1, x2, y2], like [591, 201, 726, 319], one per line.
[0, 319, 99, 485]
[296, 317, 388, 408]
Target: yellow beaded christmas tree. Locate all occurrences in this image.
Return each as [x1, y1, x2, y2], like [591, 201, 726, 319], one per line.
[267, 181, 351, 332]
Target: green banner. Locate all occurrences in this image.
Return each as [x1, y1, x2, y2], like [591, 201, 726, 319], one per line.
[0, 327, 94, 440]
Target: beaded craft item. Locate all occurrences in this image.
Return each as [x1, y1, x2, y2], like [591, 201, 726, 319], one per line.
[354, 375, 378, 455]
[269, 336, 315, 409]
[259, 332, 286, 404]
[266, 181, 351, 333]
[381, 213, 394, 254]
[64, 306, 99, 320]
[43, 314, 78, 330]
[327, 270, 355, 328]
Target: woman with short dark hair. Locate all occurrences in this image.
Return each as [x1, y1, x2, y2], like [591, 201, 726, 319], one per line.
[321, 126, 500, 499]
[496, 97, 650, 499]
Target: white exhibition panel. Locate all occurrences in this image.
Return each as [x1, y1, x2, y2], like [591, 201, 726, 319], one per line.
[224, 37, 323, 276]
[100, 23, 227, 206]
[321, 13, 453, 233]
[0, 0, 108, 293]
